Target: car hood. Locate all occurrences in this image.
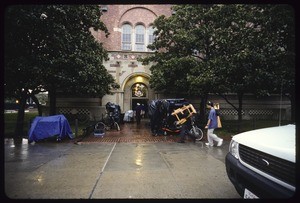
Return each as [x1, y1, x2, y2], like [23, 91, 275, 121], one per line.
[232, 124, 295, 162]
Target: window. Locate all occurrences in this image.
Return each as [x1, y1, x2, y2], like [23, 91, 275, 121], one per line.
[122, 24, 132, 50]
[135, 25, 145, 51]
[121, 23, 155, 52]
[132, 83, 147, 97]
[148, 26, 155, 51]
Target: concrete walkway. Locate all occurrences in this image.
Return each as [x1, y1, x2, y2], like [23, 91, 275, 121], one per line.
[4, 140, 240, 199]
[3, 119, 240, 199]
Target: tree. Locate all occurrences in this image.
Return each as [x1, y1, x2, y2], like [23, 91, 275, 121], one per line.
[141, 4, 295, 128]
[31, 5, 119, 115]
[5, 5, 48, 137]
[210, 4, 295, 128]
[5, 5, 118, 137]
[256, 5, 295, 122]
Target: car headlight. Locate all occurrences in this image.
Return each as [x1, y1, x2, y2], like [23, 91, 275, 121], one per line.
[229, 140, 239, 159]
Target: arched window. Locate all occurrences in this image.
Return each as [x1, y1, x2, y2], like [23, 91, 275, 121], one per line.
[135, 25, 145, 51]
[132, 83, 147, 97]
[148, 26, 155, 51]
[122, 24, 132, 50]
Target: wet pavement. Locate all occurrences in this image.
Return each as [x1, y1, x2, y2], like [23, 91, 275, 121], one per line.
[75, 119, 183, 143]
[3, 119, 241, 199]
[73, 119, 230, 144]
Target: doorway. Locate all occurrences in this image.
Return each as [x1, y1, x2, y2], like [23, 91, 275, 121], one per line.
[132, 99, 149, 118]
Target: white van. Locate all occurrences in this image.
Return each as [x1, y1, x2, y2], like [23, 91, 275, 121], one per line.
[225, 124, 296, 198]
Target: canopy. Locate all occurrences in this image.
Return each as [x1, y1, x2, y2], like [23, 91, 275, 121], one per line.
[28, 115, 74, 142]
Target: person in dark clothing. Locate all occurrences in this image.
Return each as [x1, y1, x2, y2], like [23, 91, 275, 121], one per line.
[149, 100, 162, 135]
[177, 116, 196, 143]
[135, 103, 143, 125]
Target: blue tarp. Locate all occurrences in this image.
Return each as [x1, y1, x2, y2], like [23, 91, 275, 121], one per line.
[28, 115, 74, 142]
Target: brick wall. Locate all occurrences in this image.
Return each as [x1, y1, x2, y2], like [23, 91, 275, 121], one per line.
[92, 4, 173, 51]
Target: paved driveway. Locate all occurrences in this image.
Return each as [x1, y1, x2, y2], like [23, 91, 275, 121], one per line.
[4, 138, 241, 199]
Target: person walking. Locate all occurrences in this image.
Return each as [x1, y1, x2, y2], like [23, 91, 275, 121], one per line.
[205, 101, 223, 147]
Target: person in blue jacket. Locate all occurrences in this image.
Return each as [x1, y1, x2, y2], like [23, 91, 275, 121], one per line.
[205, 101, 223, 147]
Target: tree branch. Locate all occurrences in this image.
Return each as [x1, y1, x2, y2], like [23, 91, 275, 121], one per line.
[216, 93, 239, 111]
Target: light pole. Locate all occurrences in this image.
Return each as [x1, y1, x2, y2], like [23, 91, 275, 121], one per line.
[40, 13, 47, 19]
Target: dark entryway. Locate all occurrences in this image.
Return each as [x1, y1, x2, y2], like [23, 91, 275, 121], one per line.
[132, 99, 148, 118]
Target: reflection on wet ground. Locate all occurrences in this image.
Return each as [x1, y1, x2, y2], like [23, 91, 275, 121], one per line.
[4, 119, 239, 199]
[75, 119, 187, 143]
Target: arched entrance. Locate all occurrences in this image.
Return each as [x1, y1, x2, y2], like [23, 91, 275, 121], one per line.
[122, 73, 155, 113]
[131, 82, 148, 116]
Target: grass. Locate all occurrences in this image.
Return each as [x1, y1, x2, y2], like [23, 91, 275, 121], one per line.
[4, 111, 292, 139]
[4, 112, 38, 136]
[216, 119, 291, 139]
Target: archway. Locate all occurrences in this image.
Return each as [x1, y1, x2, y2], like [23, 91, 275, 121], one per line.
[122, 73, 155, 112]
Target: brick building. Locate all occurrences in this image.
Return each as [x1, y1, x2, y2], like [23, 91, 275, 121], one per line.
[55, 5, 174, 121]
[55, 4, 291, 122]
[93, 4, 174, 113]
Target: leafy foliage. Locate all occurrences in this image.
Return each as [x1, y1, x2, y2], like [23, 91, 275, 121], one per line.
[4, 5, 119, 136]
[140, 4, 295, 124]
[5, 5, 118, 99]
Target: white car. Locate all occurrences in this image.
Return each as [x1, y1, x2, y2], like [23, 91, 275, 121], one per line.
[225, 124, 296, 198]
